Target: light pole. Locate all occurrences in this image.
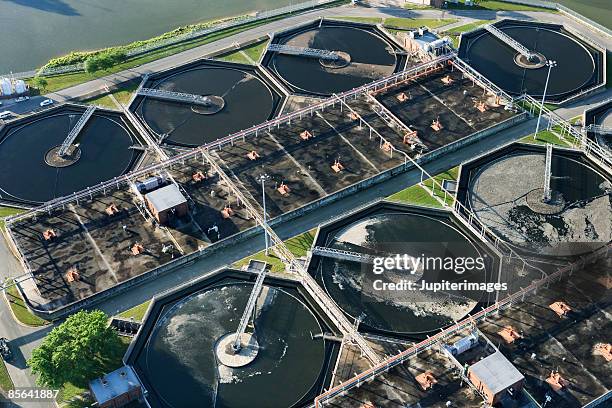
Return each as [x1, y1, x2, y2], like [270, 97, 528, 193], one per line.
[534, 60, 557, 139]
[258, 174, 270, 255]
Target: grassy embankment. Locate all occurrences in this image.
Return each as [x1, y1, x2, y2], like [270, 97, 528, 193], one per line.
[3, 279, 48, 327]
[388, 167, 459, 208]
[447, 0, 554, 12]
[335, 16, 458, 30]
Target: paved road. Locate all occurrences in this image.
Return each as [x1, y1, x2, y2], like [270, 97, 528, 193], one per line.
[39, 4, 610, 105]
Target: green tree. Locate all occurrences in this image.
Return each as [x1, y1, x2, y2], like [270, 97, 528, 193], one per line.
[28, 310, 121, 388]
[31, 76, 48, 93]
[84, 49, 127, 73]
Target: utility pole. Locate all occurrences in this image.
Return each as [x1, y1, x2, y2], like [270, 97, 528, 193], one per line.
[258, 174, 270, 255]
[534, 60, 557, 138]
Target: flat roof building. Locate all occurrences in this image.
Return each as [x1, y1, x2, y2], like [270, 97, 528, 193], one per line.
[89, 365, 143, 408]
[468, 351, 524, 405]
[144, 184, 188, 225]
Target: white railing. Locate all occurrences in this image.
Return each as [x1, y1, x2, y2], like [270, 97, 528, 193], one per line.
[585, 124, 612, 135]
[232, 262, 268, 350]
[138, 88, 219, 106]
[484, 24, 534, 59]
[267, 44, 339, 60]
[543, 143, 553, 201]
[58, 105, 96, 156]
[312, 246, 377, 263]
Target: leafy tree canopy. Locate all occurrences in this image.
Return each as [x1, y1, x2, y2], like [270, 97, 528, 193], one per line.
[28, 310, 121, 388]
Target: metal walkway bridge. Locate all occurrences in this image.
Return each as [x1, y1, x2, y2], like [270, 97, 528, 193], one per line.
[58, 105, 96, 157]
[484, 24, 535, 59]
[267, 43, 340, 60]
[312, 246, 377, 264]
[138, 88, 219, 106]
[585, 124, 612, 135]
[543, 143, 553, 202]
[232, 262, 268, 350]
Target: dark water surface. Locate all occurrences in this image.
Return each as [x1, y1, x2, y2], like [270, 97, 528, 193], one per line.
[137, 283, 326, 408]
[0, 0, 295, 72]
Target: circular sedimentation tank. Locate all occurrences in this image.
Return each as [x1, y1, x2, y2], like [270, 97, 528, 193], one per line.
[266, 24, 398, 96]
[135, 65, 279, 148]
[0, 107, 140, 204]
[317, 210, 492, 335]
[593, 106, 612, 152]
[138, 282, 327, 408]
[467, 151, 612, 257]
[459, 21, 600, 101]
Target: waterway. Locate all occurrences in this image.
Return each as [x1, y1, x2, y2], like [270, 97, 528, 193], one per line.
[0, 0, 296, 73]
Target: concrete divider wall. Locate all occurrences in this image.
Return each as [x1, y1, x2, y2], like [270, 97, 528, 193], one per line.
[21, 110, 528, 320]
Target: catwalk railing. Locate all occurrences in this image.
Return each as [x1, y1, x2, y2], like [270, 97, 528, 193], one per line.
[484, 24, 534, 59]
[58, 105, 96, 156]
[4, 53, 455, 226]
[312, 246, 377, 263]
[137, 88, 219, 106]
[313, 244, 610, 407]
[267, 44, 339, 60]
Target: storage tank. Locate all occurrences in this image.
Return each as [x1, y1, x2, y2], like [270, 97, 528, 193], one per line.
[135, 176, 165, 194]
[444, 332, 478, 356]
[0, 78, 12, 96]
[14, 80, 27, 95]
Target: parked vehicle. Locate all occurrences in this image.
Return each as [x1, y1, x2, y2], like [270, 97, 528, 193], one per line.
[40, 99, 53, 107]
[0, 111, 13, 119]
[0, 337, 12, 362]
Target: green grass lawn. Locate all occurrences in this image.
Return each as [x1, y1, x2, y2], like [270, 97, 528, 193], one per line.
[443, 20, 493, 47]
[233, 229, 317, 274]
[55, 336, 132, 408]
[336, 16, 458, 30]
[217, 40, 269, 65]
[84, 94, 116, 109]
[385, 17, 458, 29]
[118, 301, 151, 322]
[4, 280, 49, 327]
[0, 359, 14, 392]
[521, 129, 574, 147]
[83, 82, 139, 109]
[447, 0, 554, 12]
[0, 206, 25, 229]
[388, 167, 459, 208]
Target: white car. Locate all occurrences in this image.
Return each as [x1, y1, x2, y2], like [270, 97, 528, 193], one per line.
[40, 99, 54, 107]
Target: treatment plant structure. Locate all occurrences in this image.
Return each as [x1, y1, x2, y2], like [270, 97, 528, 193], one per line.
[0, 14, 610, 408]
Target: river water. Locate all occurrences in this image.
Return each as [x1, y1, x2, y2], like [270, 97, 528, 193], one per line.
[0, 0, 296, 73]
[0, 0, 608, 73]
